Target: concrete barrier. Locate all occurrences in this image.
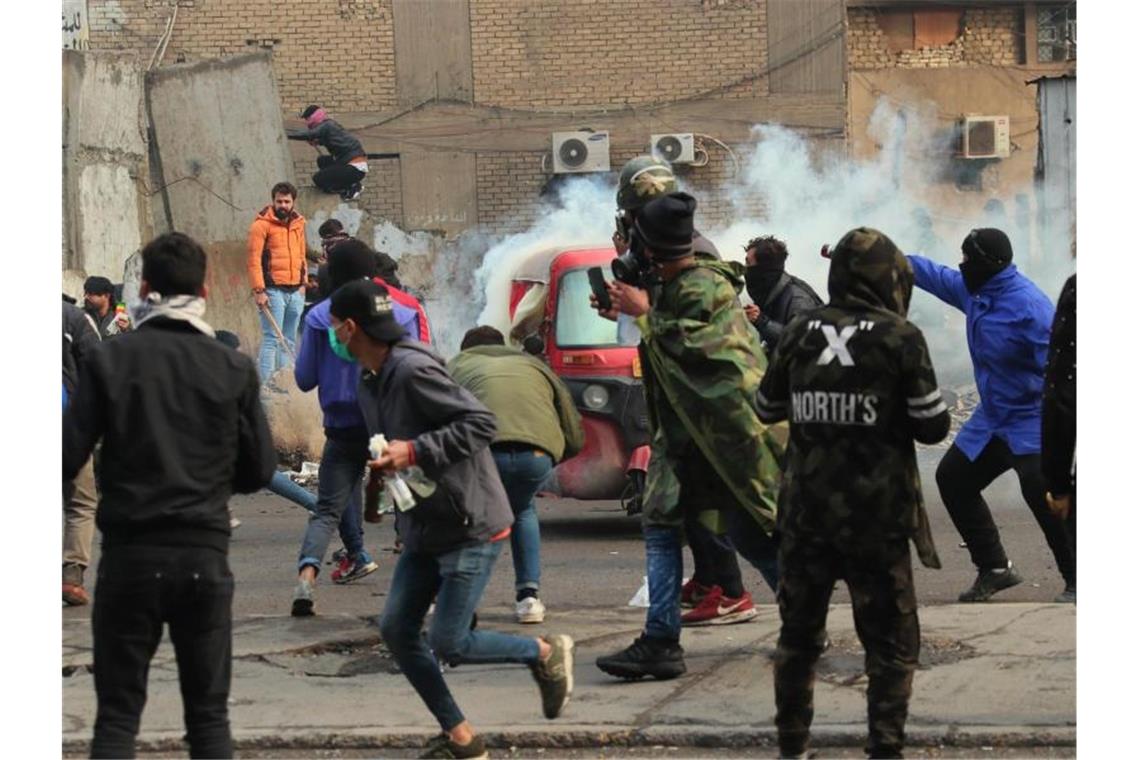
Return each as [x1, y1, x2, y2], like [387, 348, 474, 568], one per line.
[62, 50, 151, 280]
[203, 242, 264, 360]
[145, 52, 294, 246]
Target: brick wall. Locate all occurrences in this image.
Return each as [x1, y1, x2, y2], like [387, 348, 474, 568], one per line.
[469, 0, 768, 109]
[475, 152, 549, 237]
[847, 6, 1023, 70]
[83, 0, 807, 241]
[473, 140, 759, 240]
[86, 0, 397, 112]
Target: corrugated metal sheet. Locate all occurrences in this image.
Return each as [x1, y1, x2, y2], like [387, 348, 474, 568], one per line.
[767, 0, 845, 95]
[1036, 76, 1076, 253]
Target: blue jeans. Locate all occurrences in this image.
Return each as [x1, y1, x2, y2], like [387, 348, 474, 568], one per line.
[491, 447, 553, 595]
[379, 540, 541, 731]
[298, 435, 368, 572]
[644, 511, 780, 642]
[268, 470, 318, 512]
[258, 286, 304, 382]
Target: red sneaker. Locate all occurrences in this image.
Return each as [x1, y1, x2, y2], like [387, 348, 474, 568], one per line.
[63, 583, 90, 606]
[680, 579, 713, 609]
[681, 586, 758, 626]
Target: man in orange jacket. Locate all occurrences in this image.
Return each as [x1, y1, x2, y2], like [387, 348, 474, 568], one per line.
[247, 182, 308, 384]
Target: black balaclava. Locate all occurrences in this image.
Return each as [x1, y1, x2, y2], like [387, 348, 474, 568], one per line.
[745, 252, 785, 306]
[959, 227, 1013, 293]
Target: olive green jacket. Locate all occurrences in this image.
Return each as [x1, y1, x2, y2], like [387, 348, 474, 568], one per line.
[447, 345, 585, 462]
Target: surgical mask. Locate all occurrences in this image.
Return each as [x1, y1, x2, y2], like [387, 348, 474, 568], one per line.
[328, 326, 355, 362]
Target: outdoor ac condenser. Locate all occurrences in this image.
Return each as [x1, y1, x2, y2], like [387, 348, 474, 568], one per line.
[651, 133, 696, 164]
[551, 131, 611, 173]
[960, 115, 1011, 159]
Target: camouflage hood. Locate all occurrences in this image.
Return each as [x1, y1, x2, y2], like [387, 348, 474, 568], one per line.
[693, 259, 747, 291]
[826, 227, 913, 317]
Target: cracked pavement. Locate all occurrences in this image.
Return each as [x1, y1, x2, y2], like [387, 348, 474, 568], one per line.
[63, 603, 1074, 755]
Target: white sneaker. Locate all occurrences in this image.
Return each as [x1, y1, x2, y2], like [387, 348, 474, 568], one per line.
[516, 596, 546, 624]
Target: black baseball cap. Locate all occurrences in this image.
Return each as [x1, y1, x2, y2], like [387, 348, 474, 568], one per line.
[83, 276, 115, 296]
[329, 279, 405, 343]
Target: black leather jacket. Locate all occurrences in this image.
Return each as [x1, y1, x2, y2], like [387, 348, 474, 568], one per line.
[753, 272, 823, 349]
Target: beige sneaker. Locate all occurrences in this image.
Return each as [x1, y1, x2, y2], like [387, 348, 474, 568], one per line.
[530, 634, 574, 719]
[516, 596, 546, 624]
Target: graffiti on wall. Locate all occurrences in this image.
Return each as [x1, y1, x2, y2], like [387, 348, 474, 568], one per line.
[63, 0, 89, 51]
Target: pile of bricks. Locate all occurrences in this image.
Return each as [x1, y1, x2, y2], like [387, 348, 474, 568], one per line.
[847, 6, 1022, 70]
[961, 7, 1022, 67]
[846, 8, 897, 69]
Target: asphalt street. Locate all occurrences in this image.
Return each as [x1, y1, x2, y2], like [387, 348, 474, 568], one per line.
[63, 447, 1074, 624]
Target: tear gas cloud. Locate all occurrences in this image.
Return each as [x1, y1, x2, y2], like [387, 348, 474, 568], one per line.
[427, 97, 1075, 388]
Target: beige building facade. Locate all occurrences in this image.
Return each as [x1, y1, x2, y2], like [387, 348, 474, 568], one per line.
[82, 0, 1074, 247]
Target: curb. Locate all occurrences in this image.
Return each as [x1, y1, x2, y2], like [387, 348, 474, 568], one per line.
[63, 725, 1077, 754]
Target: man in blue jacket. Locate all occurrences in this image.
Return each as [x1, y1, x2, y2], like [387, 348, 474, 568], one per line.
[909, 228, 1075, 603]
[290, 239, 418, 616]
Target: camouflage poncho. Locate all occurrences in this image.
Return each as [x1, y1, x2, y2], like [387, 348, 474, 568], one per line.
[636, 260, 783, 532]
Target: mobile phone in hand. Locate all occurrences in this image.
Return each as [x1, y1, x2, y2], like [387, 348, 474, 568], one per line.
[588, 266, 612, 311]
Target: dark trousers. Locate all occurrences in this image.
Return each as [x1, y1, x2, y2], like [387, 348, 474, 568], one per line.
[313, 155, 365, 194]
[683, 509, 745, 597]
[775, 536, 918, 759]
[935, 439, 1075, 585]
[91, 545, 234, 759]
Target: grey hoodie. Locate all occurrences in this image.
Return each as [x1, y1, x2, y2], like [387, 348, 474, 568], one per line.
[355, 340, 513, 555]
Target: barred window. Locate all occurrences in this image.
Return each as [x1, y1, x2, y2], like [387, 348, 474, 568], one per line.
[1037, 4, 1076, 62]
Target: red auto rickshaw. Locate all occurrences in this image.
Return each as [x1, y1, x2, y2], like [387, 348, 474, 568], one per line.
[507, 246, 650, 514]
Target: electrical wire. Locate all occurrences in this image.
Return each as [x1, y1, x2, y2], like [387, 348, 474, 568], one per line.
[694, 133, 740, 177]
[138, 174, 250, 213]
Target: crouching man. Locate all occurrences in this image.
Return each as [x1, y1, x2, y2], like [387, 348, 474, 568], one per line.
[327, 279, 574, 759]
[755, 228, 950, 759]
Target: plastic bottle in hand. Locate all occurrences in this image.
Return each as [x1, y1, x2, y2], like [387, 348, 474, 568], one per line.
[369, 434, 415, 511]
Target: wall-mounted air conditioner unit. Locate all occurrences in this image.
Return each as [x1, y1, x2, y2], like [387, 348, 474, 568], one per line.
[552, 131, 610, 173]
[960, 115, 1010, 159]
[651, 133, 696, 164]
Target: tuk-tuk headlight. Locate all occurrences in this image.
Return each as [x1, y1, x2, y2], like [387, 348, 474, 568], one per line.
[582, 384, 609, 410]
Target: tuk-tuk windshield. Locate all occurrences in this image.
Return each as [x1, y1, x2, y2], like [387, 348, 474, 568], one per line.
[555, 268, 624, 348]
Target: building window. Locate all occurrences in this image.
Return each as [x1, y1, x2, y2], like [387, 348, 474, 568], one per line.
[1037, 4, 1076, 62]
[877, 8, 962, 52]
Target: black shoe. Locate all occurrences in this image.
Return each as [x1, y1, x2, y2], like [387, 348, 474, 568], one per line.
[595, 634, 686, 681]
[1054, 584, 1076, 604]
[530, 634, 574, 719]
[419, 733, 488, 759]
[958, 562, 1023, 602]
[341, 182, 363, 201]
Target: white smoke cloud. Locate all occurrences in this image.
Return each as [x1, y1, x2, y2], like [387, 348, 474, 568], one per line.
[426, 97, 1073, 386]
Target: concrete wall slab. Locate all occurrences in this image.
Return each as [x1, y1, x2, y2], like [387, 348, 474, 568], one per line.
[78, 164, 143, 281]
[62, 50, 149, 278]
[146, 52, 294, 245]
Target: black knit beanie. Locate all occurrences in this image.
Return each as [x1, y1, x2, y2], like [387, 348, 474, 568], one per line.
[327, 239, 378, 290]
[964, 228, 1013, 267]
[634, 192, 697, 260]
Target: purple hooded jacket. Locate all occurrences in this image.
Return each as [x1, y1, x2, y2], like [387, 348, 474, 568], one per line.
[294, 297, 418, 431]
